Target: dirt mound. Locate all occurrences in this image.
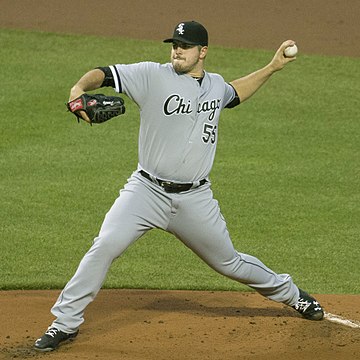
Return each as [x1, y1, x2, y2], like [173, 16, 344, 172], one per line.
[1, 290, 359, 360]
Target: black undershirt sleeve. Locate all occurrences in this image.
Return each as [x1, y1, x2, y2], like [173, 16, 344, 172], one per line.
[96, 66, 115, 88]
[225, 84, 241, 108]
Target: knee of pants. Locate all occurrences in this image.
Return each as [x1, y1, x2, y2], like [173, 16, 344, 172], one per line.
[215, 263, 241, 280]
[90, 226, 139, 261]
[210, 252, 263, 283]
[207, 253, 244, 280]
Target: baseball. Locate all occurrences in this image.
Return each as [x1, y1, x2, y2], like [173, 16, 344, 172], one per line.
[284, 44, 298, 57]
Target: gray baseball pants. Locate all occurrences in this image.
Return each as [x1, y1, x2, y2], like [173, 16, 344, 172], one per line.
[51, 171, 299, 333]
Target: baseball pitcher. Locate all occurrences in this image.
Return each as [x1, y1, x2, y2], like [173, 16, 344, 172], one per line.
[35, 21, 324, 352]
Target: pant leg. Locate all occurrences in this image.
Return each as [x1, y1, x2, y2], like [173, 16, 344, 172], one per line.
[167, 186, 299, 306]
[51, 174, 171, 333]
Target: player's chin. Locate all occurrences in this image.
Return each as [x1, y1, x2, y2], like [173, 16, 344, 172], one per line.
[172, 60, 187, 73]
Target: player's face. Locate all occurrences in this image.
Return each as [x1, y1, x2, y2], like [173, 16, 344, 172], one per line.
[171, 42, 207, 75]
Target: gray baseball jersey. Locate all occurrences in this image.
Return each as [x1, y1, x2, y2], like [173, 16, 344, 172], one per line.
[110, 62, 235, 182]
[50, 61, 300, 333]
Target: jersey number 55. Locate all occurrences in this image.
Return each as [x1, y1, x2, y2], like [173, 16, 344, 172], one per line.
[202, 123, 217, 144]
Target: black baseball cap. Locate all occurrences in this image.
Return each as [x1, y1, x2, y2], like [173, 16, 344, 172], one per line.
[163, 21, 208, 46]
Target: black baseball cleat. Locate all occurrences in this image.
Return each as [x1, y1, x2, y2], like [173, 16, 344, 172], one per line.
[34, 327, 79, 352]
[292, 288, 324, 320]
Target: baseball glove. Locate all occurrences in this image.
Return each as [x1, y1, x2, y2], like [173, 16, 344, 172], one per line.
[67, 93, 125, 124]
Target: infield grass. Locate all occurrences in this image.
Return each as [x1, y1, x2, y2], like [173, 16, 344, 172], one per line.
[0, 29, 359, 293]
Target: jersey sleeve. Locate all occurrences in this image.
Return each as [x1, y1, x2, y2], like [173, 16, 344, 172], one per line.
[109, 62, 156, 107]
[223, 83, 240, 108]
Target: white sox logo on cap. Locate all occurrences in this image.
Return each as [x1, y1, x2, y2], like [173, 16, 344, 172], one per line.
[176, 23, 185, 35]
[163, 21, 208, 46]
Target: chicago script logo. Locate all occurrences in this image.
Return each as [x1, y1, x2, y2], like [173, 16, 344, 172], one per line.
[197, 99, 221, 121]
[163, 94, 192, 116]
[163, 94, 221, 121]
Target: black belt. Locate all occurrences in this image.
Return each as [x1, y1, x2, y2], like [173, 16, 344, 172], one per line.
[139, 170, 206, 193]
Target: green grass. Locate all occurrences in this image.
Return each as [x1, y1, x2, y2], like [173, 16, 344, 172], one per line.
[0, 29, 359, 294]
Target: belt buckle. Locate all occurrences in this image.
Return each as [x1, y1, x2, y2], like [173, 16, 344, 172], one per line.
[160, 181, 181, 193]
[160, 181, 173, 187]
[159, 180, 173, 189]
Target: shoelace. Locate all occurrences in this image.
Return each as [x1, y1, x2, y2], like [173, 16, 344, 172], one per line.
[312, 301, 322, 311]
[45, 327, 60, 338]
[295, 299, 312, 312]
[295, 298, 322, 313]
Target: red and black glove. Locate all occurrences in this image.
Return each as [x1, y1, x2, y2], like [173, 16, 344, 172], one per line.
[67, 93, 125, 124]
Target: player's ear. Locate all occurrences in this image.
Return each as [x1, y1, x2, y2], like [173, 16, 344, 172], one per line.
[199, 46, 208, 59]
